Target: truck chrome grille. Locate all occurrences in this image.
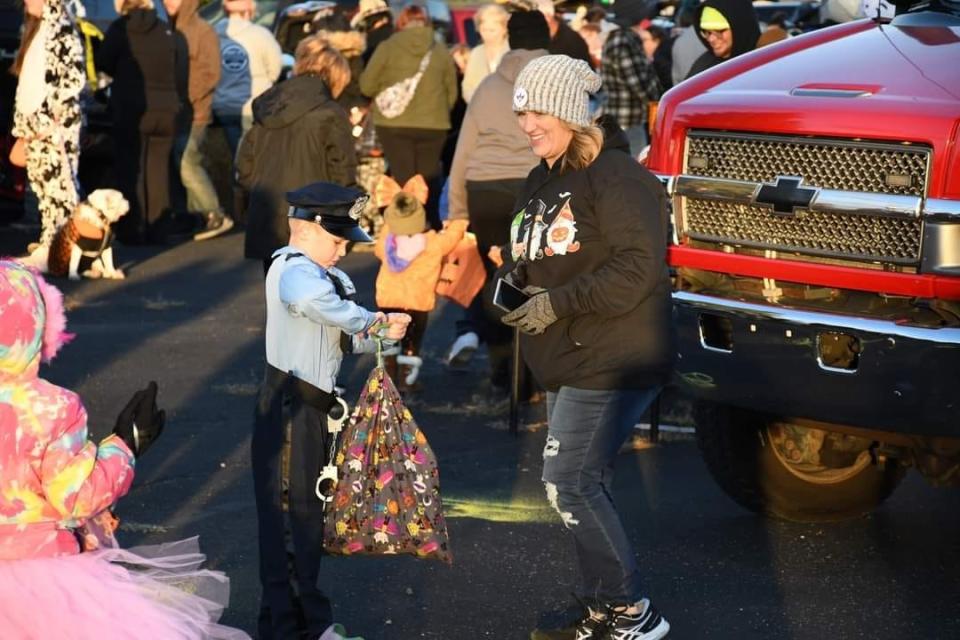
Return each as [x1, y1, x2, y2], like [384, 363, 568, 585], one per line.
[684, 199, 922, 263]
[681, 131, 930, 265]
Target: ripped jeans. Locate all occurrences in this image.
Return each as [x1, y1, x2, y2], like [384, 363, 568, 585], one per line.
[542, 385, 661, 608]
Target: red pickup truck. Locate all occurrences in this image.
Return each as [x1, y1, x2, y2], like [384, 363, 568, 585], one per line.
[647, 0, 960, 521]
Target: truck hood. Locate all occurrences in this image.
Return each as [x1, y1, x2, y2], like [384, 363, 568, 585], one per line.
[665, 18, 960, 145]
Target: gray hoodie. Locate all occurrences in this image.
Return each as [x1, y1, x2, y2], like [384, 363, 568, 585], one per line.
[447, 48, 547, 221]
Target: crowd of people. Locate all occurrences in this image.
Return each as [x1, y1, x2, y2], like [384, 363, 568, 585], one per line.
[3, 0, 868, 638]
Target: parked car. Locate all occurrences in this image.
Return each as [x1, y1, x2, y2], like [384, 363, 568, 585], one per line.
[647, 0, 960, 521]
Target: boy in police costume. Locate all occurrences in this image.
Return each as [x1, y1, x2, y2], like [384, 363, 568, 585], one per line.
[253, 182, 410, 640]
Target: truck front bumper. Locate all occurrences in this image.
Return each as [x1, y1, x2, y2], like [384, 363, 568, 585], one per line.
[673, 291, 960, 437]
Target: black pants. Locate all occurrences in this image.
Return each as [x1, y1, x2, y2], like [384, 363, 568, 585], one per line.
[113, 112, 176, 244]
[376, 126, 447, 230]
[379, 307, 429, 356]
[252, 367, 333, 639]
[460, 179, 529, 389]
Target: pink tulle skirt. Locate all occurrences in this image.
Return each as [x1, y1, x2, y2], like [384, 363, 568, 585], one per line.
[0, 537, 250, 639]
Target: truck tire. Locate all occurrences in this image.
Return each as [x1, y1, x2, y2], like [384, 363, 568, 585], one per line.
[693, 401, 906, 521]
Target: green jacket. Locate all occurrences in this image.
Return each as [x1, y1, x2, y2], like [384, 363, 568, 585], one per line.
[359, 26, 458, 130]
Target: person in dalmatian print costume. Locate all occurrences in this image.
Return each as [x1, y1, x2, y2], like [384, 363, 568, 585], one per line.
[12, 0, 86, 272]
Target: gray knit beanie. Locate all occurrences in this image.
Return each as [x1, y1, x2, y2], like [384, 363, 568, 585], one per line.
[512, 54, 601, 128]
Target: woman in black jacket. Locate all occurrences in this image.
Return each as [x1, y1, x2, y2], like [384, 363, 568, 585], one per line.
[237, 35, 357, 273]
[501, 55, 675, 640]
[97, 0, 187, 244]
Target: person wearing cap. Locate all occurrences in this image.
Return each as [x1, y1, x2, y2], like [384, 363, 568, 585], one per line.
[254, 181, 410, 640]
[351, 0, 393, 65]
[600, 0, 662, 155]
[96, 0, 187, 244]
[444, 8, 551, 389]
[237, 36, 358, 274]
[212, 0, 282, 157]
[685, 0, 761, 80]
[504, 54, 674, 640]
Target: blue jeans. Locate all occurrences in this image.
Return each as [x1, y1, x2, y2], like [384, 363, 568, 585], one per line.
[542, 385, 661, 607]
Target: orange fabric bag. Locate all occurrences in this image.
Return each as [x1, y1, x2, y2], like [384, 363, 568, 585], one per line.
[435, 232, 486, 308]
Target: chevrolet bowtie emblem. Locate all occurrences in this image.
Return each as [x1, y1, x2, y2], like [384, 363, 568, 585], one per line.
[753, 176, 818, 215]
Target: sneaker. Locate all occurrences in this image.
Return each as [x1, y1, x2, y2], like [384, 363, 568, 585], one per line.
[446, 331, 478, 367]
[193, 211, 234, 241]
[318, 622, 364, 640]
[606, 599, 670, 640]
[531, 611, 609, 640]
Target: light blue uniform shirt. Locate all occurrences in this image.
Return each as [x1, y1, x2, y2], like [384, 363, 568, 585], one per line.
[265, 247, 381, 392]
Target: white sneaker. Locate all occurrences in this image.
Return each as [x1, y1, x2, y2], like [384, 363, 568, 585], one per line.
[397, 354, 423, 386]
[446, 331, 478, 367]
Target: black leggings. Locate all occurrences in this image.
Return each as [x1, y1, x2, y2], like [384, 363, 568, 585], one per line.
[379, 308, 429, 356]
[376, 126, 447, 230]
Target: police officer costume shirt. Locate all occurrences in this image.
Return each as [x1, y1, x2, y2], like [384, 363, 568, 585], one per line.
[265, 184, 379, 393]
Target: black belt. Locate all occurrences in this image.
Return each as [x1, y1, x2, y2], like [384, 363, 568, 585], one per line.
[264, 364, 336, 413]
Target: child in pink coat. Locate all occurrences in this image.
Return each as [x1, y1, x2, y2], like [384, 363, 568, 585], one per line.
[0, 260, 248, 639]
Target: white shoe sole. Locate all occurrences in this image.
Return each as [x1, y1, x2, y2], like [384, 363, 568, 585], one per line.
[193, 216, 234, 241]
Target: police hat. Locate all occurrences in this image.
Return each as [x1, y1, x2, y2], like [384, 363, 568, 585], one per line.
[287, 182, 373, 243]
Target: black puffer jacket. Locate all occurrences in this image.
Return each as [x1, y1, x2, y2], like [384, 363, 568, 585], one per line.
[508, 125, 675, 391]
[96, 9, 187, 133]
[686, 0, 761, 79]
[237, 75, 357, 259]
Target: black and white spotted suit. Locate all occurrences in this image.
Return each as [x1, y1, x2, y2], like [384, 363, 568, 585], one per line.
[12, 0, 85, 247]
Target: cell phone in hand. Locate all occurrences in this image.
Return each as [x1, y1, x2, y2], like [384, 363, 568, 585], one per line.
[494, 278, 530, 312]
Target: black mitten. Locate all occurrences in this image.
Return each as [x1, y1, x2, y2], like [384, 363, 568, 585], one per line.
[113, 381, 166, 457]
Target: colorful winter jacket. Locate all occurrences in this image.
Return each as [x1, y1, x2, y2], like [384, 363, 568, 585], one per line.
[0, 262, 135, 560]
[374, 220, 468, 311]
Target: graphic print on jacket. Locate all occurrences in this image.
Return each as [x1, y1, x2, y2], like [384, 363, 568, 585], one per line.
[511, 196, 582, 262]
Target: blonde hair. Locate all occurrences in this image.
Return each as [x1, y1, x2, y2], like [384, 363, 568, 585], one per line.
[294, 36, 352, 98]
[473, 3, 508, 29]
[560, 123, 604, 172]
[119, 0, 155, 14]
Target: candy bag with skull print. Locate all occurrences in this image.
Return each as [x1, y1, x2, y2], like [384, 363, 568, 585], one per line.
[323, 365, 451, 563]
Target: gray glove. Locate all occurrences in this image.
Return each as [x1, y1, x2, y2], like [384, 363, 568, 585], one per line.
[501, 291, 557, 335]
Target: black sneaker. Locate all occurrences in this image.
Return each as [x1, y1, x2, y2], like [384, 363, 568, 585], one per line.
[193, 211, 234, 241]
[606, 599, 670, 640]
[531, 611, 609, 640]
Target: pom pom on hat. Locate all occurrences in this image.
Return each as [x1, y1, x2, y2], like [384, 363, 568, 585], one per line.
[35, 272, 74, 363]
[512, 54, 601, 128]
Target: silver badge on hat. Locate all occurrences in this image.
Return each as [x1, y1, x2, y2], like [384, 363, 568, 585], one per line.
[513, 87, 528, 110]
[348, 194, 369, 221]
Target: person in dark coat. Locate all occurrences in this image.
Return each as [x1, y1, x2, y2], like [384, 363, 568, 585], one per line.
[351, 0, 393, 65]
[503, 55, 675, 640]
[537, 0, 594, 68]
[685, 0, 761, 79]
[96, 0, 188, 244]
[237, 35, 358, 273]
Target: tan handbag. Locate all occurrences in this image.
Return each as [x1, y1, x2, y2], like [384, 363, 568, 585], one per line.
[9, 137, 26, 168]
